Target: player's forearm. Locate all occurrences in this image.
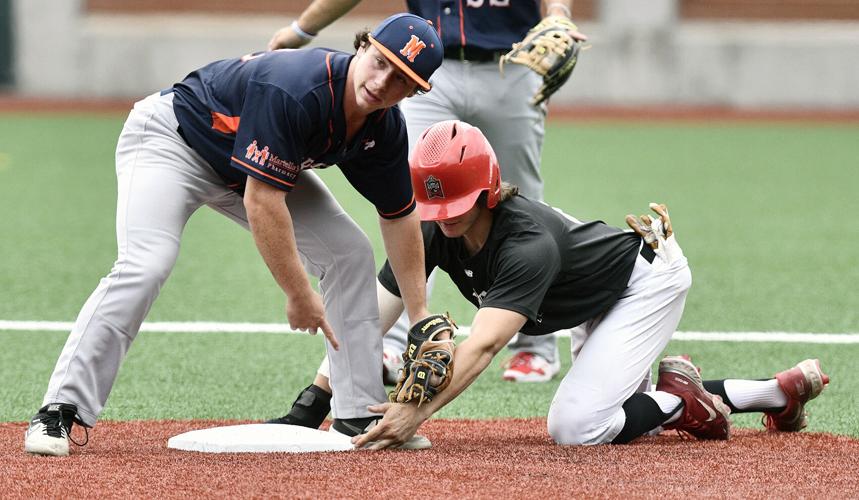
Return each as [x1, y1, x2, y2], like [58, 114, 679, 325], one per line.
[244, 179, 313, 300]
[295, 0, 363, 35]
[379, 212, 429, 324]
[416, 308, 525, 420]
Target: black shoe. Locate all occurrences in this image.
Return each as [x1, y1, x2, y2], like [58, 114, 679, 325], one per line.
[24, 403, 90, 456]
[330, 416, 432, 450]
[266, 384, 331, 428]
[330, 416, 378, 437]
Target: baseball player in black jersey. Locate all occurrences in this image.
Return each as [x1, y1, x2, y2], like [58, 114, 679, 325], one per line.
[278, 120, 829, 448]
[270, 0, 588, 386]
[24, 13, 444, 456]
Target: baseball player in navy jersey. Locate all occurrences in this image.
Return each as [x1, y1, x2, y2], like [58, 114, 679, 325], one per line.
[24, 13, 444, 457]
[342, 120, 828, 448]
[270, 0, 587, 385]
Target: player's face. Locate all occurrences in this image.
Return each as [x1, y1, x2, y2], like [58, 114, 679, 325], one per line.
[435, 203, 483, 239]
[353, 45, 419, 112]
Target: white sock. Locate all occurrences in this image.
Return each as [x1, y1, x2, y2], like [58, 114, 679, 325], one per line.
[645, 391, 683, 424]
[723, 379, 787, 410]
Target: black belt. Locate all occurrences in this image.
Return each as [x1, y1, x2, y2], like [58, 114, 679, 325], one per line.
[443, 46, 507, 63]
[640, 243, 656, 264]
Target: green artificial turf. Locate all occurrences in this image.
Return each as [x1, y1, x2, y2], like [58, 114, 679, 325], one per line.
[1, 114, 857, 436]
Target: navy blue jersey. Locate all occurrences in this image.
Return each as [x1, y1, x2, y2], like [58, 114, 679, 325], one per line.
[171, 48, 415, 219]
[407, 0, 541, 51]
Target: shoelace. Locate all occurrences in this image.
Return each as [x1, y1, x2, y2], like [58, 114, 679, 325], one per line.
[68, 414, 90, 447]
[43, 409, 91, 446]
[40, 413, 67, 439]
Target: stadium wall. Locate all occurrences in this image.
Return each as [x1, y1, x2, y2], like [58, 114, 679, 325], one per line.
[9, 0, 859, 109]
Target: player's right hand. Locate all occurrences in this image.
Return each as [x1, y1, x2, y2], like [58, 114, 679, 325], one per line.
[268, 25, 311, 50]
[286, 290, 339, 350]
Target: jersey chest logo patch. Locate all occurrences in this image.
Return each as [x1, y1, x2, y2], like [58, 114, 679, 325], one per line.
[425, 175, 445, 199]
[400, 35, 427, 63]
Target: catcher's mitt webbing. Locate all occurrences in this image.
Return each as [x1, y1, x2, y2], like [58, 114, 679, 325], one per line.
[389, 314, 456, 406]
[499, 15, 582, 105]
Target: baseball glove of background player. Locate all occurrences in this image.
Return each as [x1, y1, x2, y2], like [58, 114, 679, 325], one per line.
[499, 15, 583, 105]
[390, 313, 456, 406]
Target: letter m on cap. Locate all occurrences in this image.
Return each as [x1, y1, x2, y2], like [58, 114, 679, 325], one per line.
[400, 35, 427, 62]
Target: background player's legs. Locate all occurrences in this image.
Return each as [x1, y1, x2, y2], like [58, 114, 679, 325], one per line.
[42, 92, 221, 426]
[211, 170, 387, 418]
[468, 61, 560, 376]
[547, 252, 692, 445]
[469, 63, 545, 201]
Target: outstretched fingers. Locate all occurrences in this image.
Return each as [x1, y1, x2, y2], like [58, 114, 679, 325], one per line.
[626, 214, 658, 248]
[648, 202, 673, 237]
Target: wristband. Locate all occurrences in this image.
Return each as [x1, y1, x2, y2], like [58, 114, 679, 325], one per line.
[546, 2, 572, 18]
[291, 20, 317, 41]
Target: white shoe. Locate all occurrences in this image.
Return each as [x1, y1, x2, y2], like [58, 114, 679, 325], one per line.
[502, 352, 561, 383]
[330, 417, 431, 450]
[382, 346, 405, 386]
[24, 403, 86, 456]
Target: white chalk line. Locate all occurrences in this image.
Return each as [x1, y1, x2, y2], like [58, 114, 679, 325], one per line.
[1, 320, 858, 344]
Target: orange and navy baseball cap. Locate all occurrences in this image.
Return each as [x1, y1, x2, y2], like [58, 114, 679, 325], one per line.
[368, 13, 443, 92]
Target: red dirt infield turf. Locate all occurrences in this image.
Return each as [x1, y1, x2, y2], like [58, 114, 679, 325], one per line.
[3, 418, 858, 498]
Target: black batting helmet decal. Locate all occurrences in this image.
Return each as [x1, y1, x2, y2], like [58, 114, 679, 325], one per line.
[424, 175, 445, 199]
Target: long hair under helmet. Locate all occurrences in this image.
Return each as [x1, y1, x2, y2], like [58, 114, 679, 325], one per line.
[410, 120, 501, 221]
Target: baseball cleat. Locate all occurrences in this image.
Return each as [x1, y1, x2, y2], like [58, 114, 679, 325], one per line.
[656, 355, 731, 440]
[330, 416, 432, 450]
[266, 384, 331, 428]
[764, 359, 830, 432]
[502, 352, 560, 383]
[24, 403, 89, 456]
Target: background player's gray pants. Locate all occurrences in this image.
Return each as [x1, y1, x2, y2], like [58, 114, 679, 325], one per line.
[384, 59, 558, 363]
[42, 92, 386, 425]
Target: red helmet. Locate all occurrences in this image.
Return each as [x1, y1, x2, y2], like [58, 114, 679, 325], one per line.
[410, 120, 501, 221]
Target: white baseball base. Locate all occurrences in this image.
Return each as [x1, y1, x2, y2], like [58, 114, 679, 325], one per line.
[167, 424, 355, 453]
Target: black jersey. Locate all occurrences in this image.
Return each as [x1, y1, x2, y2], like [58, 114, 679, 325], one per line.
[378, 196, 643, 335]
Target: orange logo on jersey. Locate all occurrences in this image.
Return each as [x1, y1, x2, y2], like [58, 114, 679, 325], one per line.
[245, 140, 270, 166]
[399, 35, 427, 63]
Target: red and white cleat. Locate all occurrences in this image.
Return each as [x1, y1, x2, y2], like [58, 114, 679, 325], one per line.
[656, 355, 731, 440]
[764, 359, 830, 432]
[502, 352, 560, 383]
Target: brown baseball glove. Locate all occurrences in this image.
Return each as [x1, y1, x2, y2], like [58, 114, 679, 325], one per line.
[389, 313, 456, 406]
[499, 15, 583, 105]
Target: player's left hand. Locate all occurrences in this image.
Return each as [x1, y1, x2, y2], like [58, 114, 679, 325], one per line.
[626, 202, 673, 249]
[351, 402, 427, 450]
[626, 203, 684, 264]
